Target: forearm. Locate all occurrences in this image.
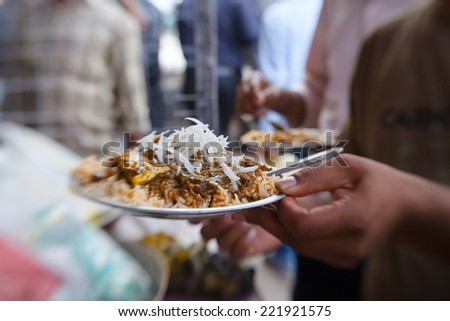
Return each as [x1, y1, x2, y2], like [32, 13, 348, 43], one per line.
[399, 174, 450, 264]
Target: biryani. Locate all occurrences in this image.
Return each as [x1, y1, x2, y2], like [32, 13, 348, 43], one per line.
[73, 118, 279, 208]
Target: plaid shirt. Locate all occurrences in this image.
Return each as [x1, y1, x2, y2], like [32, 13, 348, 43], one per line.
[0, 0, 151, 155]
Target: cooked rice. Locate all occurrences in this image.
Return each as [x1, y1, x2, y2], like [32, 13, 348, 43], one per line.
[241, 128, 321, 144]
[73, 118, 279, 209]
[73, 156, 278, 208]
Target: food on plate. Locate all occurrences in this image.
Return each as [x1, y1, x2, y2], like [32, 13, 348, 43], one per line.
[240, 127, 324, 145]
[73, 118, 279, 209]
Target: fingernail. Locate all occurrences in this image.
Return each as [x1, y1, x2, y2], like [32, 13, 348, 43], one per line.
[275, 176, 297, 191]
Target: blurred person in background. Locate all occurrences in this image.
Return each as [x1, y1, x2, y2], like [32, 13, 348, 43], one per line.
[0, 0, 150, 156]
[236, 0, 423, 135]
[246, 0, 323, 278]
[216, 0, 259, 135]
[255, 0, 277, 12]
[254, 0, 323, 131]
[177, 0, 259, 135]
[120, 0, 166, 129]
[203, 0, 425, 301]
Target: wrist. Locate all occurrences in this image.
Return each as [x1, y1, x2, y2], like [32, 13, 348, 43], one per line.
[271, 90, 305, 127]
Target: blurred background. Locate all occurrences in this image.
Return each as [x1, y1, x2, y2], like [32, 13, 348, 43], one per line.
[0, 0, 265, 151]
[0, 0, 302, 301]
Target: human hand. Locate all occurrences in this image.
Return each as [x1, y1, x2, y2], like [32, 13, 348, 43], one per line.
[235, 72, 281, 116]
[242, 154, 411, 269]
[200, 214, 282, 259]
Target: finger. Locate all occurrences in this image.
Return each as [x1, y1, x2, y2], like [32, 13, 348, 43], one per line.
[259, 85, 280, 108]
[231, 227, 282, 259]
[250, 71, 270, 90]
[216, 222, 255, 251]
[277, 195, 364, 240]
[246, 73, 271, 107]
[236, 84, 259, 115]
[242, 207, 291, 244]
[230, 228, 258, 259]
[189, 218, 208, 225]
[231, 213, 247, 222]
[200, 216, 236, 241]
[275, 154, 362, 197]
[248, 84, 265, 107]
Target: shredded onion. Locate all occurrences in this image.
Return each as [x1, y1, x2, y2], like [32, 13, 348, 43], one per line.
[137, 118, 254, 183]
[178, 152, 197, 177]
[193, 162, 203, 174]
[237, 165, 258, 173]
[219, 161, 240, 182]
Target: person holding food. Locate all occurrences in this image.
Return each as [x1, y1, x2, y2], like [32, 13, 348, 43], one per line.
[236, 0, 422, 134]
[254, 0, 323, 132]
[201, 154, 450, 299]
[340, 0, 450, 299]
[233, 0, 425, 300]
[205, 0, 450, 300]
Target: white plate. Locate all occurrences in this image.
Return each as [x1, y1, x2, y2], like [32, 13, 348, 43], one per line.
[71, 179, 285, 220]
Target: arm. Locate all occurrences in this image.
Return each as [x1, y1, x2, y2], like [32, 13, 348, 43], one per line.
[243, 154, 450, 268]
[235, 72, 306, 127]
[235, 1, 331, 128]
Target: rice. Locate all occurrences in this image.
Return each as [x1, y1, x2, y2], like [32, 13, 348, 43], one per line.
[72, 118, 279, 209]
[74, 158, 278, 208]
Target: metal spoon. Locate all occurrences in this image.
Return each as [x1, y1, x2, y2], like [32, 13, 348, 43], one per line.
[268, 147, 344, 177]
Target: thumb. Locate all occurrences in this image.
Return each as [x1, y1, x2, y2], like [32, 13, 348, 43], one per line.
[259, 85, 281, 107]
[275, 154, 360, 197]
